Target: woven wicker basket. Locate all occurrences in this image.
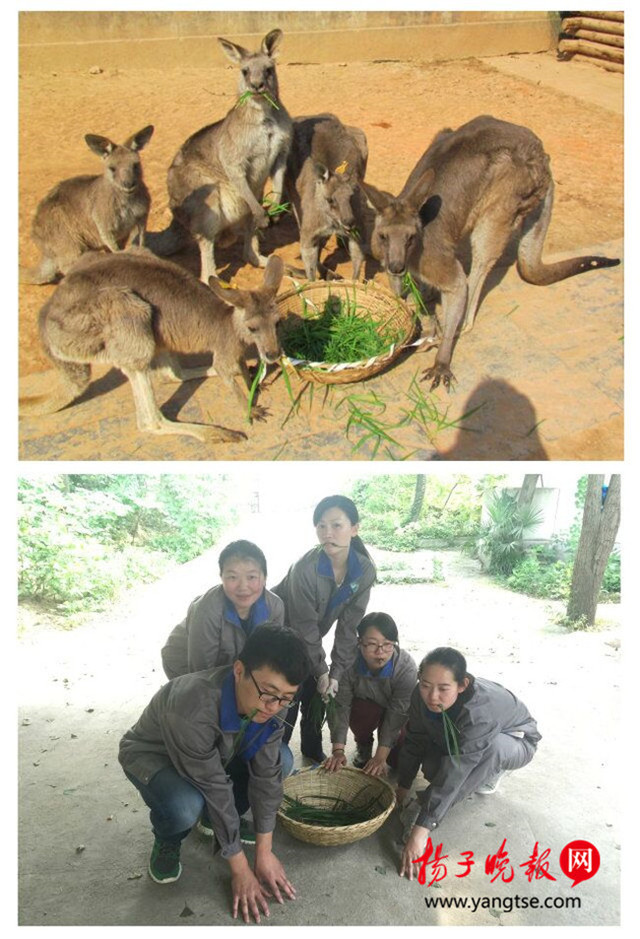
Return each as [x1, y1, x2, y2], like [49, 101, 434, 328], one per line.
[277, 766, 396, 846]
[276, 279, 418, 384]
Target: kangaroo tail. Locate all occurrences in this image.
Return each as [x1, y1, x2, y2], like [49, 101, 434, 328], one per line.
[517, 181, 620, 286]
[19, 258, 59, 285]
[144, 216, 187, 257]
[19, 362, 90, 416]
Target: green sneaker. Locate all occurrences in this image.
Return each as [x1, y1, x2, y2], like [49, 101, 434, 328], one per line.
[239, 817, 256, 845]
[148, 837, 182, 884]
[197, 809, 214, 837]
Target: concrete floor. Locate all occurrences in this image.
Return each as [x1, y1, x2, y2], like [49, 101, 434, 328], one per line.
[18, 521, 622, 927]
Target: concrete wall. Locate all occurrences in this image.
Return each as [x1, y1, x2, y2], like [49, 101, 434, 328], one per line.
[19, 10, 560, 71]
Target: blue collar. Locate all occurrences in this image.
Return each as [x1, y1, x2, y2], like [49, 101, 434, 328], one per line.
[317, 544, 363, 582]
[356, 650, 395, 679]
[223, 591, 270, 636]
[319, 545, 364, 615]
[220, 671, 280, 762]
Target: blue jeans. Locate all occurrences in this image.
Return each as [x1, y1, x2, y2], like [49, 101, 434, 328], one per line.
[124, 743, 294, 844]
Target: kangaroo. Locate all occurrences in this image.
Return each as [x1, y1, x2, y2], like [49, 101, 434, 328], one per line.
[361, 114, 620, 390]
[285, 113, 368, 280]
[21, 126, 154, 285]
[19, 248, 286, 442]
[154, 29, 292, 283]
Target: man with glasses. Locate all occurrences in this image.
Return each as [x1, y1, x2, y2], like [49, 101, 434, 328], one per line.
[118, 625, 310, 924]
[323, 612, 417, 775]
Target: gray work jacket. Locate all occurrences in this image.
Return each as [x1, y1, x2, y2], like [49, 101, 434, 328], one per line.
[329, 647, 418, 747]
[118, 666, 286, 859]
[272, 544, 376, 681]
[397, 676, 541, 830]
[161, 585, 285, 678]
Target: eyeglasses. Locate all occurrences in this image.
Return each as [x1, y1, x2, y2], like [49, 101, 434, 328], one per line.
[248, 670, 298, 708]
[360, 640, 397, 653]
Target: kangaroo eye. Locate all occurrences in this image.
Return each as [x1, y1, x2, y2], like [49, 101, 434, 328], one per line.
[379, 232, 388, 243]
[248, 326, 259, 334]
[242, 67, 249, 78]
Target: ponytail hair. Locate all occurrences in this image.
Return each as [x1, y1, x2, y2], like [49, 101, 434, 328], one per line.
[419, 647, 468, 685]
[312, 494, 373, 561]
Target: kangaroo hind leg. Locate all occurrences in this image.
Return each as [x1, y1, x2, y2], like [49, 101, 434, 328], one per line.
[463, 211, 513, 333]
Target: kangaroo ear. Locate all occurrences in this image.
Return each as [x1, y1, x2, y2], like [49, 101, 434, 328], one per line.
[262, 28, 283, 57]
[208, 276, 244, 308]
[262, 254, 285, 294]
[126, 125, 154, 151]
[402, 168, 436, 213]
[85, 134, 115, 158]
[218, 36, 249, 64]
[314, 161, 330, 182]
[359, 180, 395, 213]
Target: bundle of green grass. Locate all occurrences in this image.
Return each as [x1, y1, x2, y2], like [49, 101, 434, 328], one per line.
[280, 292, 406, 365]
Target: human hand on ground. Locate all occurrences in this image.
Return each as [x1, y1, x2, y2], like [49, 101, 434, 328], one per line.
[254, 851, 296, 906]
[399, 826, 431, 881]
[231, 866, 271, 923]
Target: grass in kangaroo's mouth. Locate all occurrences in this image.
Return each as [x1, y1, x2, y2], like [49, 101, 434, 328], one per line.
[236, 90, 280, 109]
[281, 291, 405, 364]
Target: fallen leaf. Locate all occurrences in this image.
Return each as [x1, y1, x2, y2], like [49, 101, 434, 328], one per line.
[484, 822, 496, 827]
[106, 815, 114, 821]
[127, 872, 143, 881]
[180, 904, 195, 918]
[374, 865, 387, 875]
[22, 719, 31, 726]
[75, 845, 85, 854]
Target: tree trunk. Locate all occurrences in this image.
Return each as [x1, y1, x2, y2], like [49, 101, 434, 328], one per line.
[518, 474, 540, 510]
[566, 475, 621, 627]
[405, 475, 427, 524]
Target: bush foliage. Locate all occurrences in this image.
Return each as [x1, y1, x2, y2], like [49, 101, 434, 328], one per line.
[18, 475, 238, 617]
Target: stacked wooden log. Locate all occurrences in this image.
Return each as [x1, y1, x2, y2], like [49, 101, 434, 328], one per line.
[558, 11, 624, 73]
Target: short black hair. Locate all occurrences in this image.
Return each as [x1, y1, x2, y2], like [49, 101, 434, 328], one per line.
[218, 540, 267, 578]
[238, 625, 310, 686]
[312, 495, 360, 526]
[357, 611, 398, 642]
[419, 646, 468, 684]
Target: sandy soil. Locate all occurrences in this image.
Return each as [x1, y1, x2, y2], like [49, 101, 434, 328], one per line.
[18, 523, 622, 926]
[18, 53, 623, 377]
[18, 52, 623, 460]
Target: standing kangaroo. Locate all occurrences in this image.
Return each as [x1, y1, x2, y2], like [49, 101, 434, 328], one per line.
[19, 248, 286, 442]
[156, 29, 292, 283]
[21, 126, 154, 284]
[361, 114, 620, 389]
[285, 113, 368, 280]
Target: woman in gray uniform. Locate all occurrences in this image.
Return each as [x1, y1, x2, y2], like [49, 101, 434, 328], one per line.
[161, 540, 284, 679]
[396, 646, 541, 880]
[324, 612, 417, 775]
[272, 495, 377, 763]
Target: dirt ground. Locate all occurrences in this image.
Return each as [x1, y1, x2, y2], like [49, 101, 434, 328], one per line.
[18, 51, 623, 460]
[17, 509, 622, 927]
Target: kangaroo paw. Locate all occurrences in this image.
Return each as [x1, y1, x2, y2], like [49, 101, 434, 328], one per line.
[421, 363, 456, 392]
[149, 419, 247, 443]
